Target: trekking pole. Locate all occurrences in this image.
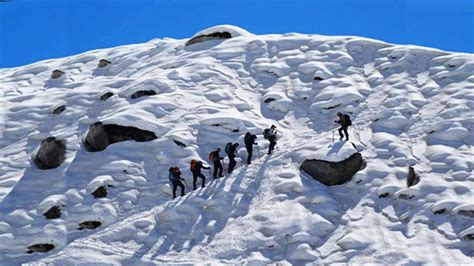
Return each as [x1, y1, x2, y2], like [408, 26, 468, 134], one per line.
[332, 130, 335, 143]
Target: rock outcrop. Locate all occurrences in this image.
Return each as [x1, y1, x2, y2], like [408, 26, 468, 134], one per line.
[83, 122, 157, 152]
[98, 59, 111, 68]
[99, 92, 114, 101]
[185, 31, 232, 46]
[27, 243, 55, 254]
[91, 185, 107, 198]
[300, 153, 363, 186]
[52, 105, 66, 115]
[130, 90, 156, 99]
[34, 137, 66, 169]
[43, 206, 61, 219]
[78, 221, 101, 230]
[50, 69, 65, 79]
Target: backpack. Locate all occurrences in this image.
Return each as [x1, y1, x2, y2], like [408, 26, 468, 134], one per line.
[168, 167, 178, 182]
[190, 160, 197, 171]
[344, 114, 352, 126]
[209, 151, 217, 161]
[225, 142, 232, 154]
[263, 129, 270, 140]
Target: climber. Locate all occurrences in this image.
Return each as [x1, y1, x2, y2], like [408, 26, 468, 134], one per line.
[209, 147, 224, 179]
[263, 125, 278, 155]
[244, 132, 258, 164]
[334, 112, 352, 141]
[190, 160, 210, 190]
[226, 143, 240, 174]
[168, 166, 185, 199]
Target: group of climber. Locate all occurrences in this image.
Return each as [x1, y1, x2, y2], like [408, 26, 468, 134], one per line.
[167, 124, 279, 198]
[167, 112, 352, 198]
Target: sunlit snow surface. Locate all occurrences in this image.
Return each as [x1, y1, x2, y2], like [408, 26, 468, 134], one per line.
[0, 25, 472, 264]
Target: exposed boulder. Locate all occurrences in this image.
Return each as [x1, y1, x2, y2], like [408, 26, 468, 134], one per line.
[186, 31, 232, 46]
[83, 122, 157, 152]
[50, 69, 65, 79]
[34, 137, 66, 170]
[43, 206, 61, 219]
[27, 243, 55, 254]
[406, 166, 420, 187]
[91, 185, 107, 198]
[173, 139, 186, 147]
[98, 59, 111, 68]
[313, 76, 324, 81]
[84, 122, 109, 152]
[52, 105, 66, 115]
[130, 90, 157, 99]
[78, 220, 101, 230]
[301, 153, 363, 186]
[99, 92, 114, 101]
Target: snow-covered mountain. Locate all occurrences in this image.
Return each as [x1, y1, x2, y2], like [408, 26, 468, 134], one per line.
[0, 25, 473, 264]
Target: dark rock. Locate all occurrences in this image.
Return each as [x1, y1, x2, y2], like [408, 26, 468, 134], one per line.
[78, 220, 102, 230]
[84, 122, 109, 152]
[130, 90, 156, 99]
[303, 96, 308, 100]
[185, 31, 232, 46]
[463, 234, 474, 240]
[300, 153, 363, 186]
[323, 104, 341, 110]
[434, 208, 446, 215]
[84, 122, 157, 152]
[43, 206, 61, 219]
[313, 76, 324, 81]
[99, 92, 114, 101]
[379, 192, 389, 198]
[232, 129, 240, 133]
[458, 210, 474, 218]
[91, 186, 107, 198]
[173, 140, 186, 147]
[51, 69, 65, 79]
[407, 166, 420, 188]
[98, 59, 111, 68]
[264, 98, 276, 103]
[34, 137, 66, 169]
[27, 243, 55, 254]
[52, 105, 66, 115]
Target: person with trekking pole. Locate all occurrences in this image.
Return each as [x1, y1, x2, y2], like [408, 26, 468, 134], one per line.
[209, 147, 224, 179]
[334, 112, 352, 141]
[244, 132, 258, 165]
[168, 166, 185, 199]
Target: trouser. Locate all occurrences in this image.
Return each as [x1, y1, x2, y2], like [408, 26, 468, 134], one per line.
[192, 172, 206, 189]
[228, 157, 236, 174]
[213, 160, 223, 179]
[246, 145, 253, 164]
[268, 137, 276, 154]
[338, 126, 349, 140]
[172, 180, 185, 198]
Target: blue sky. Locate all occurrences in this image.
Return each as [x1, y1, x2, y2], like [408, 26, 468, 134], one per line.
[0, 0, 472, 68]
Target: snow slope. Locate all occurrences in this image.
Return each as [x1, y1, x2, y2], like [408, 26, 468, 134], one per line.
[0, 25, 473, 264]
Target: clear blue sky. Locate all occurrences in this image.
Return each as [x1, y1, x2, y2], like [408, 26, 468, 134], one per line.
[0, 0, 472, 68]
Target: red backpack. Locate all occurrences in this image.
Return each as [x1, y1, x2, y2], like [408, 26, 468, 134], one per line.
[209, 151, 217, 161]
[190, 160, 197, 171]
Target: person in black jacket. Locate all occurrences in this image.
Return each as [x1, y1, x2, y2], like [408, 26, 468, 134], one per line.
[168, 167, 185, 199]
[335, 112, 351, 141]
[190, 160, 210, 190]
[209, 148, 224, 179]
[227, 143, 239, 174]
[244, 132, 257, 164]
